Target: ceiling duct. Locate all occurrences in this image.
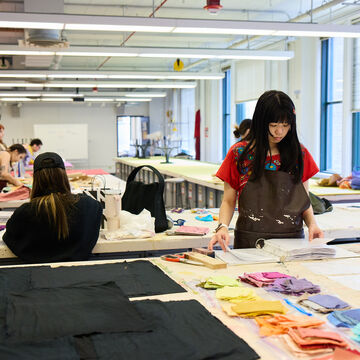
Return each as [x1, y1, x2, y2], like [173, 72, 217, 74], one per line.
[24, 29, 68, 48]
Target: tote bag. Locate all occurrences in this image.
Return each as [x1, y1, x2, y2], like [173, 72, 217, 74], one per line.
[122, 165, 168, 233]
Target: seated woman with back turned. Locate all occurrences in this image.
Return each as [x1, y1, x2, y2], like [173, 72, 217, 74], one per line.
[3, 152, 103, 263]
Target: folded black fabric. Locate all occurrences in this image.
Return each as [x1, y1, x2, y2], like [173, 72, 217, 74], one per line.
[0, 337, 79, 360]
[6, 282, 152, 343]
[30, 260, 186, 297]
[91, 300, 260, 360]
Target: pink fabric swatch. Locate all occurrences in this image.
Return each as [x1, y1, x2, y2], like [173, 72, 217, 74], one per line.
[0, 186, 30, 201]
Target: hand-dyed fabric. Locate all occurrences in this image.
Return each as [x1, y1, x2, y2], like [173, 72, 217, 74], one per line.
[254, 314, 325, 337]
[352, 323, 360, 343]
[215, 286, 258, 301]
[306, 294, 349, 309]
[299, 294, 350, 313]
[239, 272, 290, 287]
[314, 347, 360, 360]
[266, 277, 320, 296]
[198, 275, 240, 289]
[328, 309, 360, 328]
[0, 185, 30, 201]
[228, 299, 287, 317]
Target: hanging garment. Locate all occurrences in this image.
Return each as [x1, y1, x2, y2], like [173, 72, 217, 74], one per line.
[194, 109, 201, 160]
[234, 170, 310, 248]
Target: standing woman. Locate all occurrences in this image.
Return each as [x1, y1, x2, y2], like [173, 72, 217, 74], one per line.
[233, 119, 251, 141]
[0, 124, 7, 151]
[3, 152, 103, 263]
[0, 144, 26, 190]
[209, 90, 323, 251]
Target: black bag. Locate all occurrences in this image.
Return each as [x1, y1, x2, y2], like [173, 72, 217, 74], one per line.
[309, 191, 333, 215]
[122, 165, 168, 233]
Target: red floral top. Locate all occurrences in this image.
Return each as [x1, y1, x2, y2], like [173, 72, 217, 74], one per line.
[216, 141, 319, 196]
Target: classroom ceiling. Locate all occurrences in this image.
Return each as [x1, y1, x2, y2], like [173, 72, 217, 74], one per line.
[0, 0, 359, 103]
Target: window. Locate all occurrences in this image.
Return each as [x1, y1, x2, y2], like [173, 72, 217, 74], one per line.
[320, 38, 344, 173]
[353, 113, 360, 170]
[117, 116, 149, 157]
[222, 69, 231, 158]
[236, 100, 257, 124]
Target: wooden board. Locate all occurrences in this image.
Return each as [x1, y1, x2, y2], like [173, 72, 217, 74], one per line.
[185, 251, 227, 269]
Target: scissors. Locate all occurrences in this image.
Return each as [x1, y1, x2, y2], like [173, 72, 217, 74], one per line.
[161, 253, 203, 266]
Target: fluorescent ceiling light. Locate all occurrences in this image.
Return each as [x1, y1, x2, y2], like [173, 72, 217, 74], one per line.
[0, 97, 33, 101]
[84, 98, 114, 102]
[0, 81, 196, 89]
[41, 93, 84, 97]
[0, 92, 41, 96]
[41, 98, 74, 102]
[0, 70, 224, 80]
[0, 13, 359, 38]
[0, 45, 293, 61]
[116, 98, 151, 101]
[124, 93, 165, 97]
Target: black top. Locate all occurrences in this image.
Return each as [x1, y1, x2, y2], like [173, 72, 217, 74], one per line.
[3, 194, 103, 263]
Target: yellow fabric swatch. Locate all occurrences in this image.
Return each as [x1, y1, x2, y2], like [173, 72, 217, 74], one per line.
[230, 300, 287, 318]
[203, 275, 240, 289]
[216, 286, 259, 301]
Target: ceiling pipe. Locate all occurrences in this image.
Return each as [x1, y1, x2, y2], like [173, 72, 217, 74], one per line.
[183, 0, 345, 71]
[96, 0, 169, 70]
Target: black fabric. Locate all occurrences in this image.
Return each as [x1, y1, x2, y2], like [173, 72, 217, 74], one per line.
[91, 300, 260, 360]
[0, 337, 79, 360]
[3, 194, 103, 263]
[309, 191, 333, 215]
[121, 165, 168, 233]
[30, 260, 186, 297]
[6, 282, 151, 343]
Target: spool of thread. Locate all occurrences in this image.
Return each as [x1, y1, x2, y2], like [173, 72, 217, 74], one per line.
[106, 217, 119, 231]
[104, 195, 121, 218]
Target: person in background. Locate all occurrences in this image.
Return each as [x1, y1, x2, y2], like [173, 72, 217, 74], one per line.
[209, 90, 323, 251]
[3, 152, 103, 263]
[23, 138, 43, 167]
[0, 144, 26, 190]
[233, 119, 252, 141]
[0, 124, 7, 151]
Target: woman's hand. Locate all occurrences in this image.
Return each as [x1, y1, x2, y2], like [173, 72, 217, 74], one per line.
[208, 227, 230, 252]
[308, 223, 324, 242]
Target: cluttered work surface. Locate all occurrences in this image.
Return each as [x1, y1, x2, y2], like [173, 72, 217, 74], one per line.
[1, 250, 360, 359]
[0, 203, 360, 259]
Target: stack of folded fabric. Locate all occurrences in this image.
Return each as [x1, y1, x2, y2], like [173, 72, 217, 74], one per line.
[315, 347, 360, 360]
[352, 323, 360, 343]
[266, 277, 320, 296]
[239, 272, 291, 287]
[281, 328, 348, 358]
[299, 294, 350, 314]
[222, 299, 287, 318]
[328, 309, 360, 328]
[255, 313, 325, 337]
[198, 275, 240, 289]
[216, 286, 259, 302]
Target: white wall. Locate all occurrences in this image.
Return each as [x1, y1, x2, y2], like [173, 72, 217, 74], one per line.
[1, 103, 118, 172]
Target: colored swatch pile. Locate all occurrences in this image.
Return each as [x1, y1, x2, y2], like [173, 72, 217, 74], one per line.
[216, 286, 259, 301]
[352, 323, 360, 343]
[198, 275, 240, 289]
[222, 299, 287, 318]
[299, 294, 350, 314]
[315, 347, 360, 360]
[239, 272, 291, 287]
[281, 328, 348, 358]
[266, 277, 320, 296]
[255, 313, 325, 337]
[328, 309, 360, 328]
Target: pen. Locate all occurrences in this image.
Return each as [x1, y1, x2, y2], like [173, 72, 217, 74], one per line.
[283, 298, 313, 316]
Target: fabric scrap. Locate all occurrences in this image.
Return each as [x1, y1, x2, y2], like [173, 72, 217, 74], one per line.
[230, 300, 287, 318]
[328, 309, 360, 328]
[198, 275, 240, 289]
[306, 294, 349, 309]
[6, 282, 151, 343]
[266, 277, 320, 296]
[216, 286, 259, 301]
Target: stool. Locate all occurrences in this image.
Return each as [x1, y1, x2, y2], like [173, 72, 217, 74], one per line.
[164, 177, 186, 209]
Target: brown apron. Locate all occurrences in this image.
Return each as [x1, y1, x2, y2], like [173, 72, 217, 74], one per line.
[234, 170, 310, 248]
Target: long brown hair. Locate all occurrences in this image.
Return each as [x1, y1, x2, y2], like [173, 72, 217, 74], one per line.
[31, 167, 78, 240]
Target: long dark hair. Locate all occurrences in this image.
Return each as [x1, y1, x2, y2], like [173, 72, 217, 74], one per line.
[237, 90, 303, 183]
[234, 119, 251, 139]
[31, 167, 78, 240]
